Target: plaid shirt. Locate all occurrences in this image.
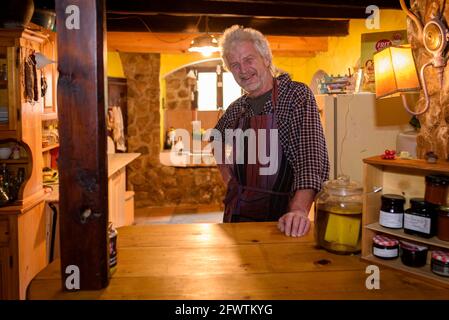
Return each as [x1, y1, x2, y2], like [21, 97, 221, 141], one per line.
[214, 73, 329, 193]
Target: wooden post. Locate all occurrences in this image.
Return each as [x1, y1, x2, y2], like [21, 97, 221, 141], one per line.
[55, 0, 109, 290]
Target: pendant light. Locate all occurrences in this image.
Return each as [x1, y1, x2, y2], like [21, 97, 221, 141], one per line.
[188, 16, 219, 57]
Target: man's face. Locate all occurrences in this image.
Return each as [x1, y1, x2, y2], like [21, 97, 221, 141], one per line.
[226, 40, 271, 97]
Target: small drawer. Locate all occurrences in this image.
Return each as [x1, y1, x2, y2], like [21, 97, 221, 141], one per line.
[0, 219, 10, 244]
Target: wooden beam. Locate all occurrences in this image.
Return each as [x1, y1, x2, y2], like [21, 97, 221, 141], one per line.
[55, 0, 109, 290]
[106, 15, 348, 37]
[105, 0, 401, 19]
[107, 32, 328, 56]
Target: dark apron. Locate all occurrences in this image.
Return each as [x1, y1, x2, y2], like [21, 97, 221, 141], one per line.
[223, 80, 293, 223]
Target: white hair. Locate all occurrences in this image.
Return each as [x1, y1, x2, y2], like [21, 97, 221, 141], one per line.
[219, 25, 275, 75]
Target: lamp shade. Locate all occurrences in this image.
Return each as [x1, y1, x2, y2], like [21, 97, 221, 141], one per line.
[373, 46, 420, 98]
[188, 34, 219, 57]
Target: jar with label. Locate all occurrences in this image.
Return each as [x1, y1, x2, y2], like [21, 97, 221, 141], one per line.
[314, 175, 363, 255]
[108, 222, 118, 272]
[372, 235, 399, 260]
[379, 194, 405, 229]
[425, 174, 449, 206]
[400, 240, 428, 267]
[437, 206, 449, 241]
[404, 198, 438, 238]
[431, 250, 449, 277]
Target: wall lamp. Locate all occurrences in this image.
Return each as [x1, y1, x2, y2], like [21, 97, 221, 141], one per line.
[376, 0, 449, 116]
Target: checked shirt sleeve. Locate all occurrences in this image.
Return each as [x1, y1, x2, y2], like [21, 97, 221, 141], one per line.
[288, 84, 330, 193]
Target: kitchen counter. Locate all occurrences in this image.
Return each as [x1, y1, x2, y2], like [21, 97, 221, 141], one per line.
[27, 222, 449, 300]
[108, 153, 140, 177]
[43, 152, 141, 203]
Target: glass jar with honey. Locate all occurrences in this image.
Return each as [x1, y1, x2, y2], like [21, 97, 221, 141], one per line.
[314, 175, 363, 255]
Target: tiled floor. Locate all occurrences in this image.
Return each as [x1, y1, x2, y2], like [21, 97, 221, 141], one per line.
[134, 204, 223, 224]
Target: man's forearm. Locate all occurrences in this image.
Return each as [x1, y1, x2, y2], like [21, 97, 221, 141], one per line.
[288, 189, 316, 216]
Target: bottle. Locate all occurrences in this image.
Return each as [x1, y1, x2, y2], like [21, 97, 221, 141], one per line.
[0, 164, 10, 197]
[12, 144, 20, 160]
[108, 222, 118, 273]
[0, 176, 9, 206]
[0, 64, 7, 81]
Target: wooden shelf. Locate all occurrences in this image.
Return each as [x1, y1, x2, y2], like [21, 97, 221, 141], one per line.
[0, 158, 29, 164]
[362, 155, 449, 288]
[42, 144, 59, 152]
[361, 254, 449, 288]
[365, 222, 449, 249]
[364, 155, 449, 174]
[41, 112, 57, 121]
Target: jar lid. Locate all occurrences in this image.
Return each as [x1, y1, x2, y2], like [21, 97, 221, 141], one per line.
[381, 194, 406, 204]
[432, 250, 449, 263]
[400, 240, 428, 252]
[425, 174, 449, 186]
[323, 175, 362, 196]
[409, 198, 437, 210]
[373, 235, 399, 246]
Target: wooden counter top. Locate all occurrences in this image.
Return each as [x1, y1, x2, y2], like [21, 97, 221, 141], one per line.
[42, 153, 140, 204]
[108, 153, 140, 177]
[27, 222, 449, 300]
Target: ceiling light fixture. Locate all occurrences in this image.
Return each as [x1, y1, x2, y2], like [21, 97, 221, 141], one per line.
[188, 16, 219, 57]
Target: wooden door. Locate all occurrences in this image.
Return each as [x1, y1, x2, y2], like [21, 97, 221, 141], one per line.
[0, 247, 11, 300]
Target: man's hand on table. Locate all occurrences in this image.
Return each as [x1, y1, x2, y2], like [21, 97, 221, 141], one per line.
[277, 210, 311, 237]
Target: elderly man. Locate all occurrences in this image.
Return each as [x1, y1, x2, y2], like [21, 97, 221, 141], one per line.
[212, 25, 329, 237]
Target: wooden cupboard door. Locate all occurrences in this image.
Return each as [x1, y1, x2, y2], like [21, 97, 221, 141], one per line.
[17, 201, 48, 299]
[0, 247, 11, 300]
[108, 168, 126, 228]
[41, 32, 57, 115]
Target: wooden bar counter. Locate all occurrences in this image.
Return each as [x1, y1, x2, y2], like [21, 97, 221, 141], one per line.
[27, 222, 449, 300]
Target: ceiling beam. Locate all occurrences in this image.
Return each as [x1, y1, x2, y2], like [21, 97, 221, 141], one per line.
[107, 15, 349, 37]
[107, 32, 328, 56]
[105, 0, 401, 19]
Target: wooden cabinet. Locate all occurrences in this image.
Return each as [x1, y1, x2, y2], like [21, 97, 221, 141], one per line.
[0, 25, 52, 299]
[362, 155, 449, 288]
[107, 153, 139, 228]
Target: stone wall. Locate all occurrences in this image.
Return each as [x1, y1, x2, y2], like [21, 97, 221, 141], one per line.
[409, 0, 449, 159]
[120, 52, 226, 208]
[165, 68, 193, 111]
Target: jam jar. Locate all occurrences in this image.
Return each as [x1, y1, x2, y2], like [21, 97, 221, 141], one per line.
[437, 206, 449, 241]
[431, 250, 449, 277]
[425, 174, 449, 206]
[372, 235, 399, 260]
[404, 198, 438, 238]
[400, 240, 428, 267]
[379, 194, 405, 229]
[315, 175, 362, 255]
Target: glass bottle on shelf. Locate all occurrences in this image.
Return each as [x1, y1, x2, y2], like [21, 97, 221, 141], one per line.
[0, 64, 7, 81]
[0, 163, 10, 197]
[0, 176, 9, 206]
